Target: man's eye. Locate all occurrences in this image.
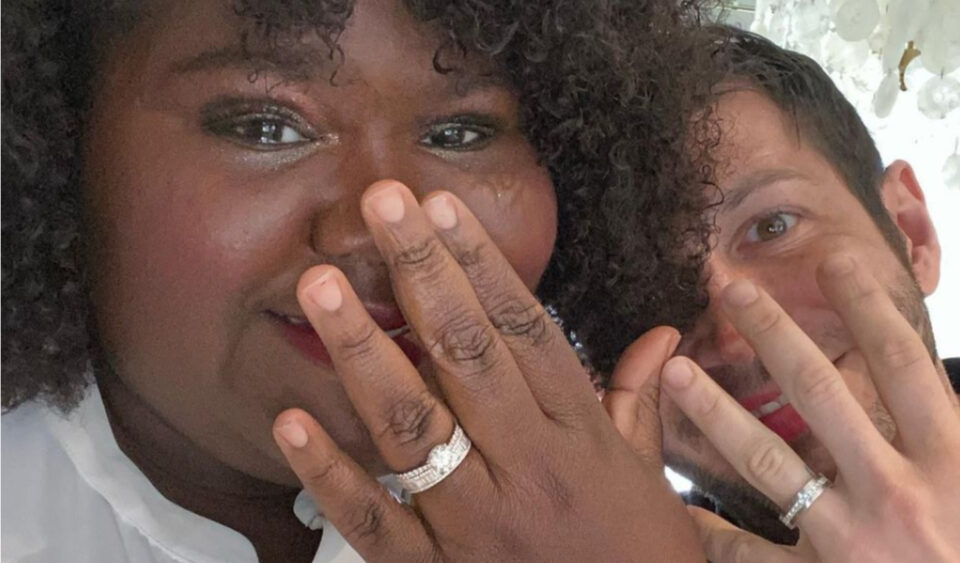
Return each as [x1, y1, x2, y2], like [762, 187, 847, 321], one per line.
[745, 212, 798, 242]
[420, 123, 493, 150]
[208, 116, 312, 149]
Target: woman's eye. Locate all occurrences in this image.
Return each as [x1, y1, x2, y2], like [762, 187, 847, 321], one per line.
[420, 123, 493, 150]
[745, 212, 798, 243]
[208, 116, 313, 149]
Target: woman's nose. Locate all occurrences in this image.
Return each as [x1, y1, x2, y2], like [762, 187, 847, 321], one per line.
[308, 137, 423, 258]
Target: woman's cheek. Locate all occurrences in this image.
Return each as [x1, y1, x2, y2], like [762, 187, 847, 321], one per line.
[454, 168, 557, 290]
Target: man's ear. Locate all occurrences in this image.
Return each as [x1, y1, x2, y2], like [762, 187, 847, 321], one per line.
[881, 160, 941, 295]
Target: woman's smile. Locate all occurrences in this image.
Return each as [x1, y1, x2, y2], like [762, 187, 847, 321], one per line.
[269, 302, 423, 368]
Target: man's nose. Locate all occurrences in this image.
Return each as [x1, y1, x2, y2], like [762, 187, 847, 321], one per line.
[695, 258, 757, 366]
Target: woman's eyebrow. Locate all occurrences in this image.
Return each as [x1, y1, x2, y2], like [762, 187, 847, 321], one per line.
[446, 73, 512, 96]
[168, 45, 326, 80]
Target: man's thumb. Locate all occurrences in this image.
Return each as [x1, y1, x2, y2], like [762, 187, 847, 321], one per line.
[602, 326, 681, 463]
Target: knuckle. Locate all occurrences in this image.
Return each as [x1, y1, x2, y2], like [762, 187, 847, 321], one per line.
[341, 496, 387, 544]
[878, 483, 933, 541]
[743, 439, 790, 485]
[335, 320, 380, 362]
[453, 242, 510, 299]
[692, 386, 724, 419]
[379, 390, 440, 448]
[885, 485, 923, 519]
[743, 304, 783, 338]
[490, 301, 553, 347]
[392, 236, 447, 277]
[422, 548, 446, 563]
[793, 364, 846, 409]
[532, 465, 574, 512]
[873, 467, 925, 522]
[428, 315, 499, 370]
[876, 336, 928, 372]
[452, 240, 487, 273]
[845, 277, 882, 306]
[728, 538, 755, 563]
[300, 456, 344, 487]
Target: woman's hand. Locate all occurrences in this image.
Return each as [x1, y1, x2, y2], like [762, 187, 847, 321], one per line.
[272, 180, 703, 562]
[637, 254, 960, 562]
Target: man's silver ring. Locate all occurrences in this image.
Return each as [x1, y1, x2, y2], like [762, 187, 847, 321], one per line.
[393, 423, 472, 494]
[779, 472, 831, 529]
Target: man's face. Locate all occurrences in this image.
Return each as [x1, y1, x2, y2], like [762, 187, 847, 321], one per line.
[661, 89, 940, 530]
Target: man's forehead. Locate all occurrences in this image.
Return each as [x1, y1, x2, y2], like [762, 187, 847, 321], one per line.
[714, 89, 819, 179]
[716, 88, 801, 143]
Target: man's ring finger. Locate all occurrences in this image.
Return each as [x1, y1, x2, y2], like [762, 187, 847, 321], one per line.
[779, 471, 832, 529]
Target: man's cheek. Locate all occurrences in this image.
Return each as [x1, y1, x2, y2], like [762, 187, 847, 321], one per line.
[659, 396, 700, 460]
[835, 349, 885, 415]
[659, 394, 747, 485]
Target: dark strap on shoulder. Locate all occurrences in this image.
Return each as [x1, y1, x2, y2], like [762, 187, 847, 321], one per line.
[944, 358, 960, 393]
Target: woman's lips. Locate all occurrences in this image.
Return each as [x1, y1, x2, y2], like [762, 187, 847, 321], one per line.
[270, 311, 424, 369]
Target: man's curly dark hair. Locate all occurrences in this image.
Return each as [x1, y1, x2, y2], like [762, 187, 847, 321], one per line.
[2, 0, 720, 412]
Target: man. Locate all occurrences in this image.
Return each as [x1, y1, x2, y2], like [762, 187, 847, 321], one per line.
[608, 27, 959, 561]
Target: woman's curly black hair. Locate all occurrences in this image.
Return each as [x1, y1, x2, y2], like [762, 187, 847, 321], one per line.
[2, 0, 720, 412]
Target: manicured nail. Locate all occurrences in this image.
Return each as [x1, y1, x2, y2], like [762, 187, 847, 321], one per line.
[369, 184, 406, 223]
[723, 279, 759, 307]
[423, 195, 458, 230]
[821, 253, 855, 277]
[663, 359, 695, 388]
[277, 420, 309, 448]
[304, 273, 342, 311]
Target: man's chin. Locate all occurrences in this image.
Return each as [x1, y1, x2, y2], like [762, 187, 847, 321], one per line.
[668, 453, 798, 544]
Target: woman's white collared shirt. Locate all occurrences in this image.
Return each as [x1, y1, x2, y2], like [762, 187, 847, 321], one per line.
[1, 387, 365, 563]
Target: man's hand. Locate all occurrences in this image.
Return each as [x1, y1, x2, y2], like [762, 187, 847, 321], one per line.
[271, 181, 703, 562]
[635, 254, 960, 562]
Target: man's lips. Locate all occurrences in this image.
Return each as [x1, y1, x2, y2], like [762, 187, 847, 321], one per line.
[737, 388, 809, 443]
[268, 306, 424, 368]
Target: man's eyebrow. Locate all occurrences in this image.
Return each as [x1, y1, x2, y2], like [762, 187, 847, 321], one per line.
[721, 169, 809, 212]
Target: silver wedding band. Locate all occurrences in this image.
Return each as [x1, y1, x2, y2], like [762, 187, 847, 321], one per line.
[780, 472, 831, 529]
[393, 423, 472, 494]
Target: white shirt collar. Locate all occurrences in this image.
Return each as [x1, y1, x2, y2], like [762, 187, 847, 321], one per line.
[43, 386, 368, 562]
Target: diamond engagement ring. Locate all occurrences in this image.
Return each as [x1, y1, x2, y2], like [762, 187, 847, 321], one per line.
[394, 423, 472, 494]
[780, 472, 831, 529]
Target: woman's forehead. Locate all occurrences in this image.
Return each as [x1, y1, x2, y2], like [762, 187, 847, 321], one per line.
[123, 0, 503, 93]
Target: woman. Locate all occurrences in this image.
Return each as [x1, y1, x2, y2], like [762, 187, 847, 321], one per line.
[2, 1, 718, 561]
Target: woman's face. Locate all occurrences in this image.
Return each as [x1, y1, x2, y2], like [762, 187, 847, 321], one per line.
[85, 0, 556, 485]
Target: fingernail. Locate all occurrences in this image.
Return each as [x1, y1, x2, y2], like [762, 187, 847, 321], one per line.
[423, 195, 458, 230]
[662, 359, 695, 388]
[369, 184, 406, 223]
[821, 254, 855, 277]
[723, 279, 759, 307]
[277, 420, 309, 448]
[666, 330, 682, 356]
[304, 273, 342, 311]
